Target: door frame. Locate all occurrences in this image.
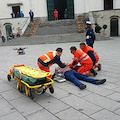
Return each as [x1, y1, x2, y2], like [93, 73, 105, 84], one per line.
[47, 0, 74, 21]
[5, 24, 12, 40]
[110, 18, 119, 36]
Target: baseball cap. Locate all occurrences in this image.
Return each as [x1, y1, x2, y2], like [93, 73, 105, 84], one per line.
[86, 21, 92, 25]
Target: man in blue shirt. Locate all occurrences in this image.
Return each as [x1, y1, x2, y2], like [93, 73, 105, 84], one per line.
[86, 21, 96, 48]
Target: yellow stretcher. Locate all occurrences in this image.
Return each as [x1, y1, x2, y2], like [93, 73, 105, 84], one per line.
[7, 64, 54, 99]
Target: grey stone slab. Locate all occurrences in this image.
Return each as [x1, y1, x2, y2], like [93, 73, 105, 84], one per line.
[26, 109, 59, 120]
[115, 81, 120, 85]
[0, 95, 2, 99]
[84, 83, 115, 96]
[84, 94, 120, 112]
[114, 87, 120, 93]
[7, 80, 18, 89]
[10, 96, 43, 116]
[0, 78, 5, 84]
[100, 82, 119, 90]
[107, 92, 120, 102]
[46, 86, 70, 99]
[0, 98, 16, 117]
[114, 108, 120, 116]
[55, 107, 89, 120]
[90, 109, 120, 120]
[54, 81, 92, 98]
[61, 95, 103, 116]
[0, 111, 26, 120]
[0, 83, 14, 93]
[94, 75, 119, 84]
[36, 95, 69, 114]
[1, 89, 24, 101]
[33, 92, 51, 101]
[98, 71, 119, 79]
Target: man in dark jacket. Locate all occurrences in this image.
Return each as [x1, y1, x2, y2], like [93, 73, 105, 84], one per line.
[86, 21, 96, 48]
[29, 10, 34, 22]
[37, 48, 66, 78]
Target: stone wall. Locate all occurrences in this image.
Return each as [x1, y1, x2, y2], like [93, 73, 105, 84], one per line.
[0, 17, 30, 39]
[93, 9, 120, 36]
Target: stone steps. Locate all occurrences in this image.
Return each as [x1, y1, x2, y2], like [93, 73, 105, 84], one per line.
[25, 19, 41, 37]
[76, 15, 86, 33]
[39, 19, 76, 27]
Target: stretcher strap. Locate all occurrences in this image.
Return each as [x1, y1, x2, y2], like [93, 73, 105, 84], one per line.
[18, 73, 26, 92]
[10, 64, 25, 75]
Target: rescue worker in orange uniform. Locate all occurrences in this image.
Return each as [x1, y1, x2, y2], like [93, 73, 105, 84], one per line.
[69, 46, 97, 76]
[54, 9, 58, 20]
[37, 48, 66, 78]
[80, 42, 101, 71]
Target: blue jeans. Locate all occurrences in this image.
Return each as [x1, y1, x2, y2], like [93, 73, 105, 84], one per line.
[64, 14, 67, 19]
[64, 70, 97, 87]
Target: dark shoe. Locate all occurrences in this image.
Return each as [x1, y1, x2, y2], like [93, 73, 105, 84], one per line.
[98, 64, 101, 71]
[79, 84, 86, 90]
[90, 68, 97, 76]
[95, 79, 106, 85]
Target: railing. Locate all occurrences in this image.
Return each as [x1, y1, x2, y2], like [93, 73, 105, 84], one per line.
[20, 17, 30, 35]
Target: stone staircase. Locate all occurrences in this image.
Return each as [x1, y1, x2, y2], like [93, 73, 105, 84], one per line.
[35, 19, 78, 35]
[25, 18, 41, 37]
[24, 18, 85, 36]
[76, 15, 86, 33]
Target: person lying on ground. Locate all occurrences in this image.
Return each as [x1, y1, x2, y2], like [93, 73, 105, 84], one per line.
[54, 66, 106, 90]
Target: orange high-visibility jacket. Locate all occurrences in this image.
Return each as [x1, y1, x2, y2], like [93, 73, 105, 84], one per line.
[82, 46, 99, 62]
[39, 51, 58, 64]
[70, 50, 93, 67]
[54, 11, 58, 18]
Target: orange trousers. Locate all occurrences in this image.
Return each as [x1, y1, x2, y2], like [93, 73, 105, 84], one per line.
[77, 64, 93, 76]
[37, 62, 52, 78]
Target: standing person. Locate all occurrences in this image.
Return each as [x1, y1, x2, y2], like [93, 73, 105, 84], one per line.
[69, 46, 97, 76]
[37, 48, 66, 78]
[11, 12, 15, 18]
[80, 42, 101, 71]
[86, 21, 96, 48]
[20, 11, 24, 17]
[54, 9, 58, 20]
[29, 10, 34, 22]
[64, 9, 68, 19]
[16, 12, 20, 18]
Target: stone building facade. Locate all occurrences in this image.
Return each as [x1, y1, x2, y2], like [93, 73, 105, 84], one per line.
[0, 0, 120, 41]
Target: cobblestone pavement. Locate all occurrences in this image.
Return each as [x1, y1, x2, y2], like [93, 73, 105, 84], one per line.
[0, 37, 120, 120]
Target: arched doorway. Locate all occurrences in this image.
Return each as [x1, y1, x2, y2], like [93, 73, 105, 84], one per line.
[47, 0, 74, 21]
[5, 24, 12, 40]
[110, 18, 119, 36]
[104, 0, 113, 10]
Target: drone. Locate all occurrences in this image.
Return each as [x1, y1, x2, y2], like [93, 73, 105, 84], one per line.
[13, 47, 28, 55]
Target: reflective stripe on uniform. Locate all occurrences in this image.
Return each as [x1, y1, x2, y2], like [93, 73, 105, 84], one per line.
[53, 51, 57, 57]
[43, 51, 57, 63]
[80, 56, 89, 63]
[73, 57, 79, 60]
[79, 53, 87, 61]
[43, 54, 51, 63]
